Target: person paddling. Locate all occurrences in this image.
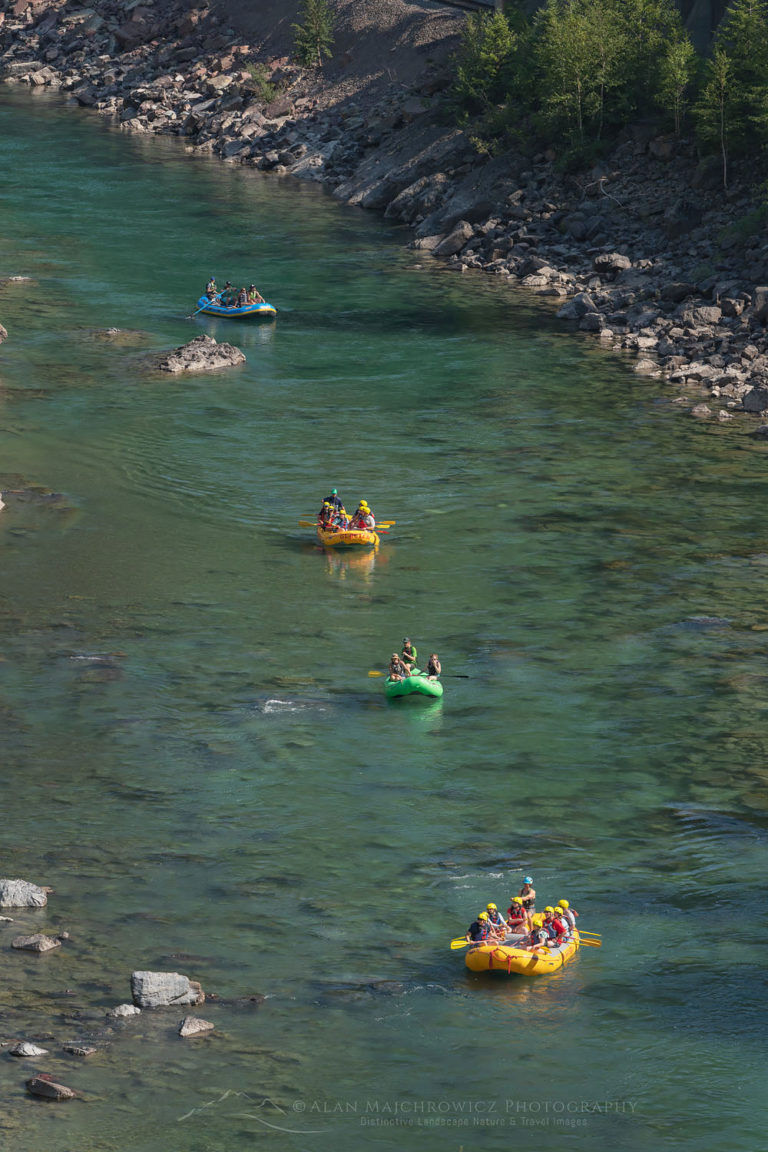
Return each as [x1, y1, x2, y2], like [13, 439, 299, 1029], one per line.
[426, 653, 441, 680]
[388, 653, 410, 682]
[466, 911, 491, 943]
[205, 276, 217, 300]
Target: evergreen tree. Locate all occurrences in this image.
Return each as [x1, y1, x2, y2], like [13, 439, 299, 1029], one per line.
[292, 0, 335, 69]
[451, 11, 516, 116]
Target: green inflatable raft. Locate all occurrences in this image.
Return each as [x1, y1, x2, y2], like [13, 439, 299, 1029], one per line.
[384, 670, 443, 700]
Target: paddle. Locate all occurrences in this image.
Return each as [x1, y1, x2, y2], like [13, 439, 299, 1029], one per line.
[368, 670, 469, 679]
[450, 937, 471, 949]
[188, 292, 221, 318]
[577, 937, 601, 948]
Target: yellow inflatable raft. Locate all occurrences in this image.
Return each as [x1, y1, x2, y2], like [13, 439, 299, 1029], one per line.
[317, 524, 379, 548]
[465, 932, 580, 975]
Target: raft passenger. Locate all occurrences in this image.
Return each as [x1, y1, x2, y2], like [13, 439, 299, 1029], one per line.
[519, 876, 536, 914]
[527, 914, 550, 950]
[485, 903, 507, 936]
[248, 284, 265, 303]
[237, 287, 248, 307]
[205, 277, 217, 299]
[426, 653, 441, 680]
[506, 896, 528, 933]
[388, 653, 410, 682]
[557, 899, 578, 936]
[401, 638, 417, 670]
[466, 911, 490, 943]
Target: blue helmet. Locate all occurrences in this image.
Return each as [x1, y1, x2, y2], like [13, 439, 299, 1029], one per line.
[524, 876, 533, 884]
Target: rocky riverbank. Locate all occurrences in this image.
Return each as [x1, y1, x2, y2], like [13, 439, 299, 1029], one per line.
[3, 0, 768, 426]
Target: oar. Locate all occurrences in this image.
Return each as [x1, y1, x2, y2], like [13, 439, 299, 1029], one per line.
[187, 292, 222, 318]
[578, 930, 601, 938]
[577, 937, 601, 948]
[450, 937, 471, 949]
[367, 669, 468, 678]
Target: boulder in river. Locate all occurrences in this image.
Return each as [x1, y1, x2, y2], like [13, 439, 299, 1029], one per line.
[155, 334, 245, 374]
[0, 878, 48, 907]
[178, 1016, 215, 1038]
[11, 933, 61, 952]
[0, 322, 7, 343]
[131, 970, 205, 1008]
[26, 1074, 75, 1101]
[9, 1041, 49, 1057]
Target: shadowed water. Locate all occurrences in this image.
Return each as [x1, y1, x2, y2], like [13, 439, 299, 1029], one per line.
[0, 88, 766, 1151]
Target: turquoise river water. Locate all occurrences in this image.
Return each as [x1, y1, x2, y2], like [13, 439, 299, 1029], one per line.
[0, 88, 766, 1152]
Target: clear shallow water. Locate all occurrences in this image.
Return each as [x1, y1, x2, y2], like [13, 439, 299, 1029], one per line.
[0, 88, 766, 1151]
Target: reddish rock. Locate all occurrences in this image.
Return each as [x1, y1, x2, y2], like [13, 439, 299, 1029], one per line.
[26, 1074, 75, 1101]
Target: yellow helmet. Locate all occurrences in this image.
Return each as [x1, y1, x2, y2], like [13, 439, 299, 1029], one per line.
[477, 912, 489, 921]
[486, 903, 497, 911]
[544, 906, 554, 913]
[558, 899, 569, 909]
[532, 914, 544, 926]
[510, 896, 522, 904]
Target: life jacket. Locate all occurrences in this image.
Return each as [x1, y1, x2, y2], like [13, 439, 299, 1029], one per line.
[469, 921, 489, 942]
[487, 911, 506, 929]
[531, 927, 549, 946]
[550, 916, 567, 940]
[520, 886, 535, 909]
[562, 909, 576, 931]
[506, 906, 525, 924]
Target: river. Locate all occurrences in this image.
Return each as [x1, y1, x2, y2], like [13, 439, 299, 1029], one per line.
[0, 88, 765, 1152]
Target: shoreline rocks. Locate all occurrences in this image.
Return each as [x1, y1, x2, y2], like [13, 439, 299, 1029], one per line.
[11, 933, 61, 952]
[1, 1, 768, 423]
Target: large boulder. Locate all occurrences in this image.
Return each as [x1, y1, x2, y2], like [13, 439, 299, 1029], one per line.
[131, 971, 205, 1009]
[0, 878, 48, 908]
[557, 292, 597, 320]
[156, 335, 245, 374]
[742, 385, 768, 413]
[9, 1042, 49, 1057]
[432, 220, 475, 258]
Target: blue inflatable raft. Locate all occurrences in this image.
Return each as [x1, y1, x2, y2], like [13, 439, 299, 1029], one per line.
[195, 295, 277, 319]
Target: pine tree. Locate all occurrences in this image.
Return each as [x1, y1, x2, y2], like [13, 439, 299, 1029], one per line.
[451, 11, 516, 116]
[714, 0, 768, 147]
[292, 0, 335, 69]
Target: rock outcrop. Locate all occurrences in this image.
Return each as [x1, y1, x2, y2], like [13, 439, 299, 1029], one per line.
[155, 334, 245, 374]
[26, 1074, 76, 1101]
[178, 1016, 214, 1037]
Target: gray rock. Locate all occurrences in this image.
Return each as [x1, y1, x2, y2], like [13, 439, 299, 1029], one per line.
[0, 878, 48, 908]
[592, 252, 631, 275]
[178, 1016, 215, 1038]
[661, 282, 697, 304]
[0, 322, 7, 343]
[131, 970, 205, 1008]
[634, 359, 662, 376]
[742, 386, 768, 413]
[690, 404, 712, 418]
[108, 1003, 141, 1018]
[26, 1075, 75, 1101]
[11, 934, 61, 952]
[9, 1042, 49, 1057]
[579, 313, 604, 332]
[62, 1044, 98, 1057]
[156, 335, 245, 374]
[432, 220, 474, 258]
[557, 292, 597, 320]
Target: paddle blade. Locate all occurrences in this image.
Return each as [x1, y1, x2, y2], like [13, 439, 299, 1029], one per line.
[368, 670, 384, 677]
[298, 520, 317, 528]
[450, 938, 470, 949]
[578, 938, 601, 948]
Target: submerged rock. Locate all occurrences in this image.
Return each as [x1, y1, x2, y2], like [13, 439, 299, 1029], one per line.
[131, 971, 205, 1008]
[155, 334, 245, 374]
[108, 1003, 141, 1018]
[62, 1044, 98, 1057]
[0, 878, 48, 908]
[11, 934, 61, 953]
[178, 1016, 214, 1038]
